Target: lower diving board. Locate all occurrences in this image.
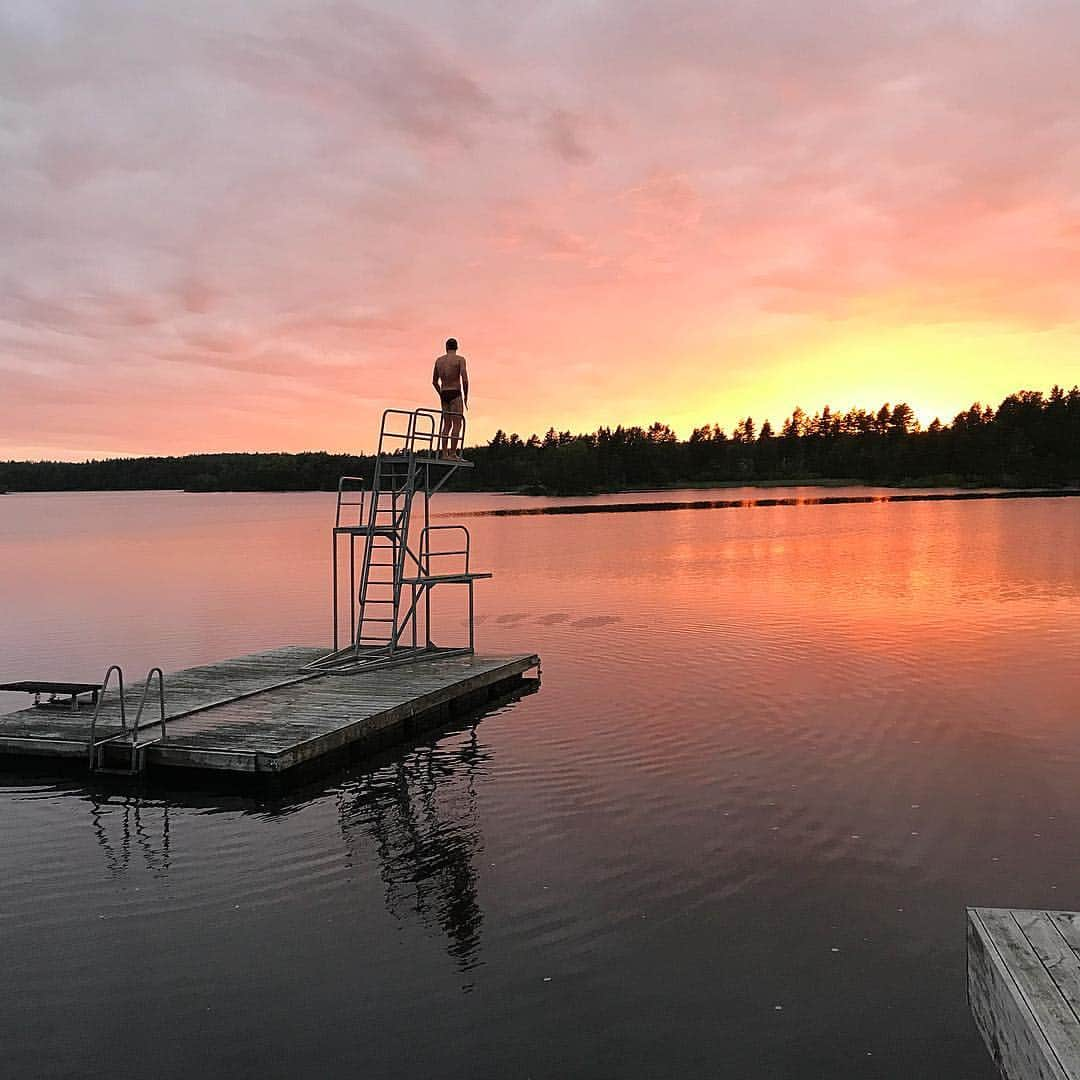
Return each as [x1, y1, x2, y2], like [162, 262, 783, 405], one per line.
[968, 907, 1080, 1079]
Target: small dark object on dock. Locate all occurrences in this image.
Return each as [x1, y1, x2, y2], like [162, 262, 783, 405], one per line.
[0, 681, 102, 711]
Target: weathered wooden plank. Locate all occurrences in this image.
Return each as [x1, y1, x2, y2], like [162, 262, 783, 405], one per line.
[1051, 915, 1080, 954]
[1015, 911, 1080, 1029]
[150, 744, 258, 772]
[968, 908, 1076, 1080]
[0, 735, 89, 758]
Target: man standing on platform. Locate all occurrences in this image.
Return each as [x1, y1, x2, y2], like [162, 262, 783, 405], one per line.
[432, 338, 469, 460]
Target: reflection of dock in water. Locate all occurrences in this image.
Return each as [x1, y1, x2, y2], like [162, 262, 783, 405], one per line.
[37, 675, 535, 972]
[339, 724, 490, 971]
[89, 794, 171, 877]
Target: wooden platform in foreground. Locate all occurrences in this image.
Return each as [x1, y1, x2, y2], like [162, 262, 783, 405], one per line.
[968, 907, 1080, 1079]
[0, 647, 540, 777]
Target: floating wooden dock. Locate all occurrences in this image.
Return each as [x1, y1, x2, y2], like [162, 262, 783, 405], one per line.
[0, 647, 539, 778]
[968, 907, 1080, 1079]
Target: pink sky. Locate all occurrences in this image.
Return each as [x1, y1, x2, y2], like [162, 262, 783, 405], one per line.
[2, 0, 1079, 459]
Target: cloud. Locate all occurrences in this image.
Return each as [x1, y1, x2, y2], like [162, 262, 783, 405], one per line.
[2, 0, 1079, 457]
[215, 5, 493, 146]
[542, 109, 595, 164]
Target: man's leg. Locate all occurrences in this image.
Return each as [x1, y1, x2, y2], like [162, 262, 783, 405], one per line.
[450, 413, 465, 459]
[439, 411, 452, 457]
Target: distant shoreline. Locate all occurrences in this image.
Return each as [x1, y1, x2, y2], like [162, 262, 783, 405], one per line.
[449, 486, 1080, 518]
[2, 481, 1078, 501]
[498, 476, 1001, 497]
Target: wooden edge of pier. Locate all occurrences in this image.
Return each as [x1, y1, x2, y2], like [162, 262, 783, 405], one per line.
[967, 907, 1080, 1079]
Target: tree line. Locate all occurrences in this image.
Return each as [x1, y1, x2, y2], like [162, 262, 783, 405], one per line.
[460, 386, 1080, 494]
[2, 386, 1077, 495]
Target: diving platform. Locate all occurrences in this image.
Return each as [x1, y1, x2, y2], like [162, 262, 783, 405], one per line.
[968, 907, 1080, 1079]
[0, 646, 539, 777]
[0, 406, 538, 780]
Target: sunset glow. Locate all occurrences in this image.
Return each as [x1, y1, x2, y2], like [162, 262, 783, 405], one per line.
[2, 1, 1079, 460]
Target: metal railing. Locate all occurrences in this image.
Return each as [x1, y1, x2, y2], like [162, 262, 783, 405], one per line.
[334, 476, 367, 529]
[413, 525, 480, 652]
[419, 525, 471, 576]
[88, 665, 167, 774]
[128, 667, 167, 773]
[416, 406, 467, 460]
[88, 664, 126, 768]
[374, 406, 467, 461]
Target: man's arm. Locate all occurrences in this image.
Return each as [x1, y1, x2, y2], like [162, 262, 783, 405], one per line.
[461, 357, 469, 408]
[432, 362, 440, 393]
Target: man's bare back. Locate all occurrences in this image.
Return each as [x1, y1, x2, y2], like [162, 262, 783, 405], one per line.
[434, 352, 465, 393]
[432, 338, 469, 458]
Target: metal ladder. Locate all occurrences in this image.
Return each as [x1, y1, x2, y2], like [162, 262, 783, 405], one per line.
[314, 407, 488, 672]
[354, 451, 416, 650]
[87, 664, 167, 775]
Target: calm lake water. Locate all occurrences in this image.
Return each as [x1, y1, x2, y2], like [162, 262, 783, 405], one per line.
[2, 487, 1079, 1079]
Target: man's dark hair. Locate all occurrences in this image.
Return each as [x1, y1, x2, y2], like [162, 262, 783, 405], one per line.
[445, 338, 458, 351]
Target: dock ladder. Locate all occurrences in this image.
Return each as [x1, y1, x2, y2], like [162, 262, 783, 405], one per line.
[310, 407, 491, 673]
[87, 665, 168, 775]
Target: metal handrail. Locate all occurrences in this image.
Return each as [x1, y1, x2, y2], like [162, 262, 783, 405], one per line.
[419, 525, 471, 576]
[415, 407, 466, 455]
[376, 408, 462, 460]
[396, 408, 436, 447]
[129, 667, 166, 772]
[88, 664, 126, 767]
[133, 668, 166, 738]
[335, 476, 366, 528]
[377, 409, 424, 458]
[360, 408, 468, 453]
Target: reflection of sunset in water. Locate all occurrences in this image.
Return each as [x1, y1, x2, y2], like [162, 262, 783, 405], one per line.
[2, 488, 1079, 1078]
